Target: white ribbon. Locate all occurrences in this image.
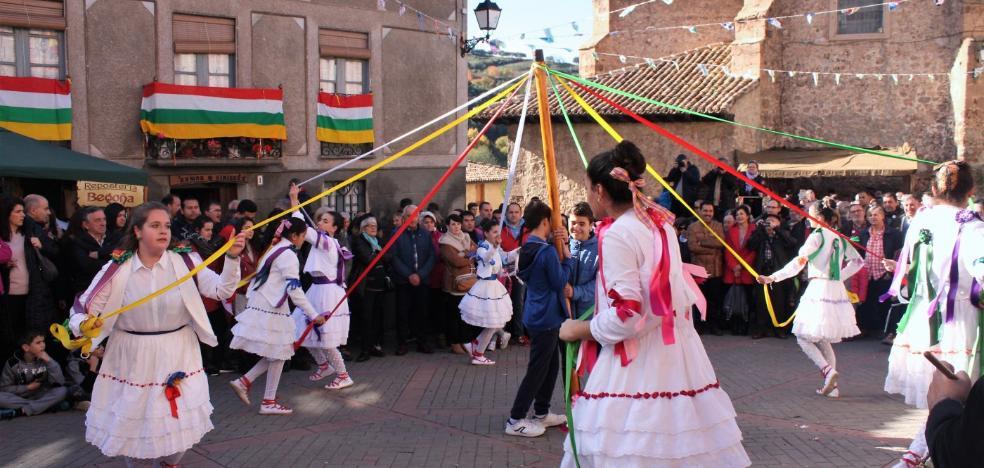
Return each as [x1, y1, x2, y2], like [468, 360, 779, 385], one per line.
[498, 75, 534, 233]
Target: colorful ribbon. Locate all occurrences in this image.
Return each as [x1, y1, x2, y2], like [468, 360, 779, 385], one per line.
[164, 371, 187, 419]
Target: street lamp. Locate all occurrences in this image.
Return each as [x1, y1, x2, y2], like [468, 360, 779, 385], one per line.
[460, 0, 502, 57]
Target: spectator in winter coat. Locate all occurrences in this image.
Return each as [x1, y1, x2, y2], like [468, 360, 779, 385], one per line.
[391, 205, 436, 355]
[567, 203, 598, 318]
[700, 160, 737, 218]
[687, 202, 726, 335]
[64, 206, 109, 299]
[664, 154, 701, 218]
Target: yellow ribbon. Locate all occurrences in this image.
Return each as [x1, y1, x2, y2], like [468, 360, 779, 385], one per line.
[57, 78, 528, 347]
[554, 74, 794, 328]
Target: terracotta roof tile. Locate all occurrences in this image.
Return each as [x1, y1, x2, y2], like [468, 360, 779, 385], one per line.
[482, 43, 756, 120]
[465, 161, 508, 183]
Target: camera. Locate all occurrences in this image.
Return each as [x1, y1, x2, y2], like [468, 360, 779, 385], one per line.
[677, 160, 686, 168]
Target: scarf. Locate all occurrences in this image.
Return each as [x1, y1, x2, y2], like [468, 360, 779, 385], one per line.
[361, 232, 381, 252]
[439, 229, 472, 253]
[744, 169, 759, 193]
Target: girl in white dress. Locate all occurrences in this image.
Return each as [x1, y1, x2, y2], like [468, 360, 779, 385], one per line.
[459, 222, 517, 365]
[288, 185, 354, 389]
[881, 161, 984, 467]
[559, 141, 749, 467]
[758, 204, 863, 398]
[69, 202, 244, 466]
[229, 219, 324, 415]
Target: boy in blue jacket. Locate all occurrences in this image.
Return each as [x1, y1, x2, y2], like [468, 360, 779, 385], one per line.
[505, 200, 574, 437]
[567, 202, 598, 318]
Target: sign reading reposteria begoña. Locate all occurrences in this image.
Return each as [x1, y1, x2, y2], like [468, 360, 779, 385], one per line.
[76, 181, 146, 207]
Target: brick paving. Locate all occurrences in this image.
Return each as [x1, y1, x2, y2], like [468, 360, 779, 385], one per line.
[1, 335, 925, 467]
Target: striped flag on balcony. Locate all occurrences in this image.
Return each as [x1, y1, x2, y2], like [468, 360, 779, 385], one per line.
[317, 93, 373, 144]
[140, 82, 286, 140]
[0, 76, 72, 140]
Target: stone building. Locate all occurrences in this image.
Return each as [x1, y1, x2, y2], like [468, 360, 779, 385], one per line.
[0, 0, 468, 219]
[489, 0, 983, 213]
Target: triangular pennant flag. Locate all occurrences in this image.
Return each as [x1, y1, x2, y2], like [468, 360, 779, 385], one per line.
[935, 0, 945, 5]
[644, 58, 656, 68]
[399, 2, 406, 15]
[592, 51, 599, 60]
[876, 74, 884, 80]
[806, 13, 815, 24]
[928, 74, 935, 81]
[618, 5, 637, 17]
[448, 27, 455, 42]
[542, 28, 554, 43]
[834, 73, 841, 85]
[618, 55, 627, 64]
[416, 12, 424, 30]
[843, 7, 859, 15]
[721, 65, 732, 77]
[520, 33, 525, 39]
[856, 73, 865, 80]
[688, 25, 698, 33]
[721, 22, 735, 31]
[767, 69, 776, 82]
[891, 74, 899, 84]
[672, 61, 680, 70]
[768, 18, 782, 29]
[697, 64, 709, 76]
[377, 0, 386, 10]
[788, 71, 796, 78]
[812, 72, 819, 86]
[908, 74, 915, 81]
[888, 2, 899, 11]
[662, 0, 673, 4]
[571, 22, 579, 32]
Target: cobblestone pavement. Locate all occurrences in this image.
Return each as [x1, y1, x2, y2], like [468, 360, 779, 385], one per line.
[1, 335, 925, 467]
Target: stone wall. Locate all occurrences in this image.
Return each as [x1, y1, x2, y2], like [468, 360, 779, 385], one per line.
[506, 119, 735, 214]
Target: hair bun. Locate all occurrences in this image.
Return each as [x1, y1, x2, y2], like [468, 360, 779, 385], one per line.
[612, 140, 646, 179]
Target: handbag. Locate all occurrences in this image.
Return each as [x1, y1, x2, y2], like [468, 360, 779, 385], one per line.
[34, 247, 58, 283]
[722, 285, 748, 322]
[453, 265, 477, 292]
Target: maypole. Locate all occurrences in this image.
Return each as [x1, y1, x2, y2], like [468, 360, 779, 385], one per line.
[533, 50, 580, 401]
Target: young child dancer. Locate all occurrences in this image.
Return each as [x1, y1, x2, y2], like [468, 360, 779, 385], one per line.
[69, 202, 244, 466]
[288, 185, 354, 389]
[459, 220, 518, 365]
[229, 218, 324, 415]
[882, 161, 983, 467]
[558, 141, 749, 466]
[758, 204, 863, 398]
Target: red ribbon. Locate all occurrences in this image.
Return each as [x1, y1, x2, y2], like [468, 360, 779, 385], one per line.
[164, 384, 181, 419]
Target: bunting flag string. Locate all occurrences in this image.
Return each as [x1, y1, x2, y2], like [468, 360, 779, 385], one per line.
[595, 50, 964, 85]
[605, 0, 930, 35]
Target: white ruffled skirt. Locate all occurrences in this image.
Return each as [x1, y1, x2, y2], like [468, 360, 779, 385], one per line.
[562, 322, 750, 467]
[230, 294, 296, 361]
[885, 296, 981, 409]
[459, 279, 513, 329]
[791, 279, 861, 343]
[86, 325, 212, 459]
[292, 283, 350, 349]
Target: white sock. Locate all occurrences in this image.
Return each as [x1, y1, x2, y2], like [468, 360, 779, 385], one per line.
[263, 359, 285, 400]
[473, 328, 497, 356]
[326, 348, 347, 376]
[309, 348, 329, 367]
[817, 341, 836, 371]
[797, 337, 829, 370]
[905, 423, 928, 459]
[243, 358, 270, 383]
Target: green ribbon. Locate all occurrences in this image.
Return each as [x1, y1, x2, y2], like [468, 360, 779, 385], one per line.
[563, 306, 594, 468]
[547, 74, 589, 169]
[896, 231, 936, 335]
[806, 229, 845, 281]
[544, 67, 935, 165]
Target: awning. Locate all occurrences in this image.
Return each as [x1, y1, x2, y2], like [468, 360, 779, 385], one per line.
[0, 129, 148, 185]
[737, 147, 919, 178]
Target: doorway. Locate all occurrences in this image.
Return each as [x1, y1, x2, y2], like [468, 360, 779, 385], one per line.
[170, 184, 238, 213]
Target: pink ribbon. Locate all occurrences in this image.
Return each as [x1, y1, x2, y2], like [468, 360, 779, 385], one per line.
[682, 263, 709, 321]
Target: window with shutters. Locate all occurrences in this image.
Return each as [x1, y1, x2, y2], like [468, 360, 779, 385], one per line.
[319, 29, 371, 158]
[0, 0, 66, 78]
[172, 14, 235, 87]
[831, 0, 887, 39]
[322, 180, 367, 220]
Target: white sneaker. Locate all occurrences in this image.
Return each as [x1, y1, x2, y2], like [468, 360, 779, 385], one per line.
[505, 418, 545, 437]
[817, 385, 840, 398]
[471, 355, 496, 366]
[259, 399, 293, 415]
[325, 375, 354, 390]
[820, 368, 839, 396]
[229, 377, 251, 406]
[532, 412, 567, 428]
[499, 332, 511, 350]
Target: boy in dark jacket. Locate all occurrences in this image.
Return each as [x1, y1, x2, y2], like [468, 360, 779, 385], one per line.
[506, 200, 574, 438]
[0, 331, 68, 419]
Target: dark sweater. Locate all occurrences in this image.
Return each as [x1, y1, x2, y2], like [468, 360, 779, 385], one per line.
[517, 235, 574, 332]
[927, 376, 984, 468]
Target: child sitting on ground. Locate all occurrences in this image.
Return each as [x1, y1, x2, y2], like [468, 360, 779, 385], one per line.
[0, 331, 69, 419]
